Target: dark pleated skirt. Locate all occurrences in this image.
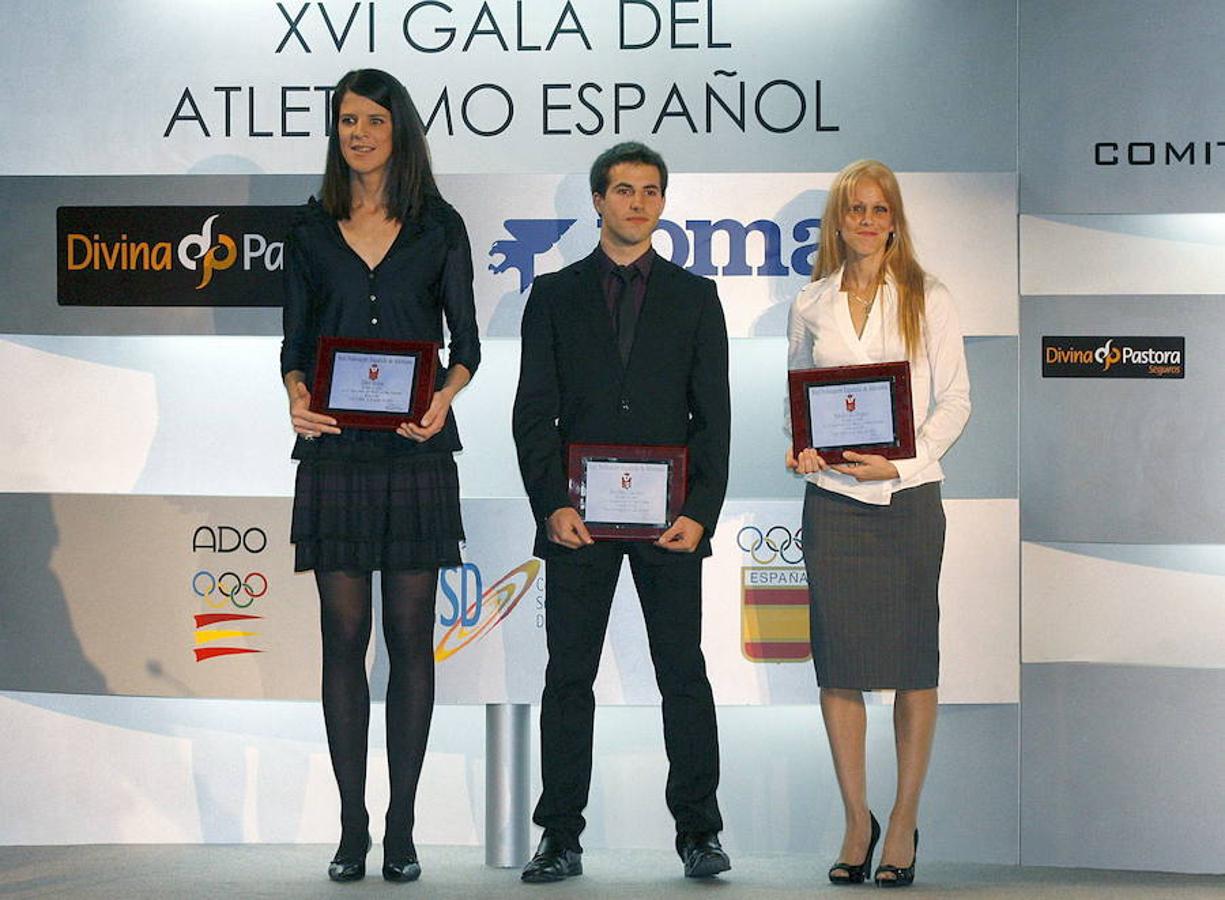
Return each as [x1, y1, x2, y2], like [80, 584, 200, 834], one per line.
[290, 453, 464, 572]
[802, 481, 945, 690]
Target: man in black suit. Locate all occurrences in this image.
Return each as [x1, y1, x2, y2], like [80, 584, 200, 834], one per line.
[512, 142, 732, 882]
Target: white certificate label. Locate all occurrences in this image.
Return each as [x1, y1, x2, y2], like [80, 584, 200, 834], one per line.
[328, 351, 417, 413]
[583, 460, 670, 526]
[808, 380, 896, 448]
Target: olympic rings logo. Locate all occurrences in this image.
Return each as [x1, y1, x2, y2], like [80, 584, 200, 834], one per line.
[192, 571, 268, 609]
[736, 525, 803, 565]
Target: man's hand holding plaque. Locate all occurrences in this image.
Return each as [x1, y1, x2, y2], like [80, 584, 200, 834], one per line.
[547, 507, 594, 549]
[566, 443, 688, 541]
[654, 515, 704, 552]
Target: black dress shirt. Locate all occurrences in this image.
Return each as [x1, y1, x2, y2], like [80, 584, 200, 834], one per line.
[280, 195, 480, 459]
[595, 245, 654, 320]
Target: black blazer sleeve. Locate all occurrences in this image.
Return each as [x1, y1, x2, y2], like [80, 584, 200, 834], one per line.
[680, 279, 731, 534]
[512, 274, 571, 524]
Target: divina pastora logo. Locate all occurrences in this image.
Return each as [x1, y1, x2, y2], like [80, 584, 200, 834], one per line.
[1042, 336, 1185, 379]
[57, 205, 298, 307]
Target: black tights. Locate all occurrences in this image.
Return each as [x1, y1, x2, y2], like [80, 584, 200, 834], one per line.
[317, 568, 437, 858]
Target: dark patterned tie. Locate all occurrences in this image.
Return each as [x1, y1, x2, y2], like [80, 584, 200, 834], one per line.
[612, 264, 639, 365]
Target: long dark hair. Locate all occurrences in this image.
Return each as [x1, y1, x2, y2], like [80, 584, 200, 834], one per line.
[320, 69, 438, 222]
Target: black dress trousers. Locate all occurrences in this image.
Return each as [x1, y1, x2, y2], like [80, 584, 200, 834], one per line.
[531, 541, 723, 844]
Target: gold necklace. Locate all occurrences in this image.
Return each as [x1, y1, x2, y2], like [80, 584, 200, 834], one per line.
[846, 282, 877, 308]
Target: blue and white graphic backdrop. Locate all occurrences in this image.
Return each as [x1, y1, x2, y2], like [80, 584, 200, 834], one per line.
[0, 0, 1019, 707]
[0, 0, 1033, 856]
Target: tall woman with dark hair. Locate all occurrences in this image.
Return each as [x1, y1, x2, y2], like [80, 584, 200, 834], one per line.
[281, 69, 479, 883]
[786, 160, 969, 888]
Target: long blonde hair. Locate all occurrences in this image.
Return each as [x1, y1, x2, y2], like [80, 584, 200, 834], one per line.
[812, 160, 927, 359]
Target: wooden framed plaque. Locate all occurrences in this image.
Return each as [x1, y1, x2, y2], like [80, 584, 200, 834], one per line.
[567, 443, 688, 540]
[309, 336, 438, 431]
[788, 361, 916, 464]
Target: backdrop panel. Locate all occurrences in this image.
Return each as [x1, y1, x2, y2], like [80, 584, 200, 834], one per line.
[1021, 663, 1225, 872]
[727, 336, 1018, 503]
[0, 692, 1018, 857]
[1023, 542, 1225, 668]
[0, 175, 308, 336]
[1020, 294, 1225, 543]
[2, 332, 1017, 503]
[0, 1, 1017, 177]
[1021, 214, 1225, 296]
[1, 171, 1014, 338]
[0, 494, 1014, 705]
[1017, 1, 1225, 874]
[1020, 0, 1225, 213]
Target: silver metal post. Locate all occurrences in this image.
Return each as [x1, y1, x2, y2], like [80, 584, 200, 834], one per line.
[485, 702, 531, 867]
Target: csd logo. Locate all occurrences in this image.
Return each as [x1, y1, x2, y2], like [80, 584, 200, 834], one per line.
[435, 560, 541, 662]
[439, 563, 484, 628]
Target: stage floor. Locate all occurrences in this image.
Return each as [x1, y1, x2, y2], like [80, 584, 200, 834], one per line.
[2, 844, 1222, 898]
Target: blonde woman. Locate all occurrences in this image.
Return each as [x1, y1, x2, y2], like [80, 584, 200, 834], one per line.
[785, 160, 970, 888]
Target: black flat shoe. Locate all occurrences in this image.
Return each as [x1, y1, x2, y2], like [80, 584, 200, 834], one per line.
[327, 832, 371, 882]
[382, 851, 421, 883]
[874, 828, 918, 888]
[521, 833, 583, 883]
[828, 811, 880, 885]
[677, 831, 732, 878]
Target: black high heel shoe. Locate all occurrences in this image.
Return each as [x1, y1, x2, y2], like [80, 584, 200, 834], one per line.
[874, 829, 918, 888]
[382, 847, 422, 883]
[327, 831, 371, 882]
[828, 812, 880, 885]
[382, 816, 422, 882]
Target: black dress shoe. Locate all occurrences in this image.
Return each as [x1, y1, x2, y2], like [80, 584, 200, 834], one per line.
[521, 833, 583, 883]
[382, 847, 421, 883]
[677, 831, 731, 878]
[327, 832, 371, 882]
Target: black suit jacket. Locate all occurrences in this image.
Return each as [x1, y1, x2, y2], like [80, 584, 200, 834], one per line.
[512, 250, 731, 561]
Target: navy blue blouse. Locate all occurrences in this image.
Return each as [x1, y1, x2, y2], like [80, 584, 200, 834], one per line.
[280, 195, 481, 459]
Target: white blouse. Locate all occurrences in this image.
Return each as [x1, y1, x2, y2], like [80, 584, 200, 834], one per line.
[786, 266, 971, 505]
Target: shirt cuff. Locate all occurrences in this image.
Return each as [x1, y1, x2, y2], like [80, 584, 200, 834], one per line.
[891, 452, 931, 483]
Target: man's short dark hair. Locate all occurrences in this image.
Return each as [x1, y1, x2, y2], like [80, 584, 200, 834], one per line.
[589, 142, 669, 196]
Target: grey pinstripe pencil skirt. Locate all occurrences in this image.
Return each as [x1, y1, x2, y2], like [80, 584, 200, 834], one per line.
[802, 481, 946, 690]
